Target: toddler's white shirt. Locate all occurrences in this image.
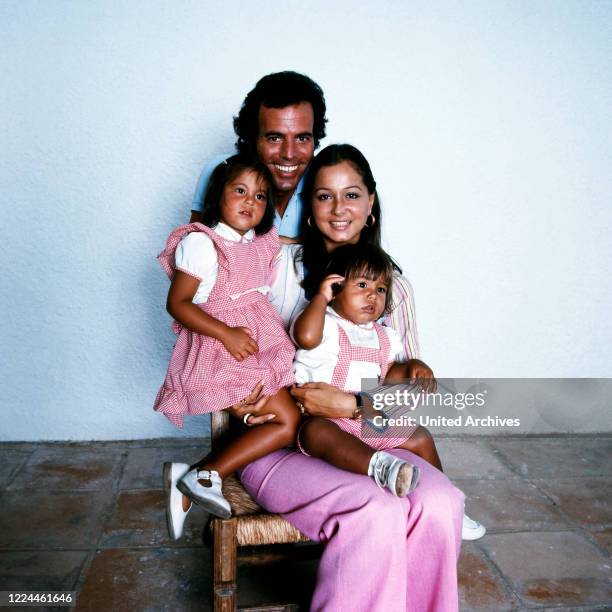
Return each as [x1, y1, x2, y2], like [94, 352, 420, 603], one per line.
[291, 307, 405, 391]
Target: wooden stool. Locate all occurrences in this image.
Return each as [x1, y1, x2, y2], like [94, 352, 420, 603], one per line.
[208, 412, 322, 612]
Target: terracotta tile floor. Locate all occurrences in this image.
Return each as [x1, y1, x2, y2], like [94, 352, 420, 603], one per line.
[0, 435, 610, 611]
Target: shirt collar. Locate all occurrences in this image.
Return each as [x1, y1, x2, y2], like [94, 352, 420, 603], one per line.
[326, 305, 374, 329]
[215, 221, 255, 243]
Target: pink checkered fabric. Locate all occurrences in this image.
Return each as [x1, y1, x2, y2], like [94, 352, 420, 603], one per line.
[299, 320, 415, 453]
[153, 223, 295, 427]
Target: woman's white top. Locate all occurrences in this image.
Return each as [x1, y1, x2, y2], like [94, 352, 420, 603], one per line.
[291, 306, 405, 389]
[174, 222, 258, 304]
[269, 244, 421, 360]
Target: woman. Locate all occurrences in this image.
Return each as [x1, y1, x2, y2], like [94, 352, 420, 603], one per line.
[232, 145, 464, 611]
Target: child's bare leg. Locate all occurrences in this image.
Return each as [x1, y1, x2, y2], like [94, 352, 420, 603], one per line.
[299, 417, 374, 474]
[194, 387, 300, 478]
[397, 426, 443, 471]
[300, 418, 419, 496]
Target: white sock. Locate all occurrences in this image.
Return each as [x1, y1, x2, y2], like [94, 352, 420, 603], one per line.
[367, 451, 381, 476]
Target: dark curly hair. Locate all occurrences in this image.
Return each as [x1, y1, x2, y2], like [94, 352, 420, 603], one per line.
[326, 243, 395, 313]
[233, 71, 327, 155]
[299, 144, 400, 299]
[199, 154, 276, 235]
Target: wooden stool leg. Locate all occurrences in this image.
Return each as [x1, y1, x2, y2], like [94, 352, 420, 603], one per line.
[213, 518, 238, 612]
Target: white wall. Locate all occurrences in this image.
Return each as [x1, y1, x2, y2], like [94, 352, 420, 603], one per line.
[1, 1, 611, 440]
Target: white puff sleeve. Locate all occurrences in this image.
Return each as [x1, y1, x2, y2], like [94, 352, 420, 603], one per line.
[174, 232, 219, 303]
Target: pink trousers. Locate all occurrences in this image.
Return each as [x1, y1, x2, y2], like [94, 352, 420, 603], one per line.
[239, 447, 464, 612]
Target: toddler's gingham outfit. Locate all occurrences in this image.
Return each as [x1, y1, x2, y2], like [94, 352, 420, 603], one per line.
[153, 222, 295, 427]
[293, 307, 417, 451]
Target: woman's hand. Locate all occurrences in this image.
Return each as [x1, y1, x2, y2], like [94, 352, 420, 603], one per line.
[279, 235, 301, 245]
[317, 274, 345, 303]
[226, 381, 274, 425]
[406, 359, 437, 393]
[221, 326, 259, 362]
[290, 382, 356, 419]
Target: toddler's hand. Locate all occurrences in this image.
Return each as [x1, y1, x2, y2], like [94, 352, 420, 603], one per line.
[222, 326, 259, 362]
[406, 359, 437, 393]
[317, 274, 345, 303]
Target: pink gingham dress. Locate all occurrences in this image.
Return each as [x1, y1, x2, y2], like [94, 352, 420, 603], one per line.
[153, 223, 295, 427]
[299, 318, 416, 453]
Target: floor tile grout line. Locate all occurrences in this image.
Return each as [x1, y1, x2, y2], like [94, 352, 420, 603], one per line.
[475, 526, 612, 610]
[482, 438, 533, 481]
[517, 603, 612, 611]
[2, 449, 36, 490]
[474, 521, 612, 609]
[0, 432, 610, 446]
[0, 543, 207, 553]
[70, 449, 130, 602]
[471, 538, 524, 609]
[482, 437, 611, 481]
[525, 477, 612, 559]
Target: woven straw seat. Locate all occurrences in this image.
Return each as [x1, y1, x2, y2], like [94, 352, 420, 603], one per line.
[208, 412, 318, 611]
[221, 474, 310, 546]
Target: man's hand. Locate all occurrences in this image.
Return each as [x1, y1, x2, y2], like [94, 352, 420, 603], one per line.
[221, 326, 259, 362]
[290, 382, 356, 419]
[226, 381, 274, 425]
[279, 235, 301, 245]
[406, 359, 437, 393]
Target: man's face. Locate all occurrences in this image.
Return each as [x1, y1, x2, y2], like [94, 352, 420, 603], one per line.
[256, 102, 315, 195]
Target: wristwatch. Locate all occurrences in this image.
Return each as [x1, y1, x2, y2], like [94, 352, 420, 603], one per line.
[352, 391, 374, 419]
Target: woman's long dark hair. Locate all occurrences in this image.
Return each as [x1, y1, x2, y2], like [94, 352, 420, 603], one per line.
[299, 144, 397, 298]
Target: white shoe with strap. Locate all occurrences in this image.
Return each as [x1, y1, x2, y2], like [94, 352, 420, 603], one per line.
[177, 467, 232, 519]
[163, 462, 192, 540]
[368, 451, 420, 497]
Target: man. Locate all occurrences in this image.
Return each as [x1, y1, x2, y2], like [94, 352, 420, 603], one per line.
[189, 71, 327, 237]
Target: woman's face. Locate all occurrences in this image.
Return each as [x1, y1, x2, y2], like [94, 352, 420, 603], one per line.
[311, 161, 375, 251]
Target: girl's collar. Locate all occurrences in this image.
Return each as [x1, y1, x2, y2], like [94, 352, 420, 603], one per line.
[326, 305, 374, 329]
[215, 221, 255, 243]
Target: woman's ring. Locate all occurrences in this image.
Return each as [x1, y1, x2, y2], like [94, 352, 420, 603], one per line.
[243, 412, 252, 425]
[296, 401, 305, 414]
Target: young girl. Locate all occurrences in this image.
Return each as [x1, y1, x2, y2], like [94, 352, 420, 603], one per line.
[153, 154, 300, 538]
[292, 243, 423, 496]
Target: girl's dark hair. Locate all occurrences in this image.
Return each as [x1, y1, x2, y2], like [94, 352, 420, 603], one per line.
[299, 143, 398, 299]
[233, 71, 327, 154]
[199, 154, 276, 235]
[326, 244, 395, 313]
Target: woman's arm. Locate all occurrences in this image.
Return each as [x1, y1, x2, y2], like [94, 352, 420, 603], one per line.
[385, 275, 436, 390]
[290, 382, 357, 418]
[386, 274, 421, 360]
[292, 274, 344, 349]
[167, 271, 258, 362]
